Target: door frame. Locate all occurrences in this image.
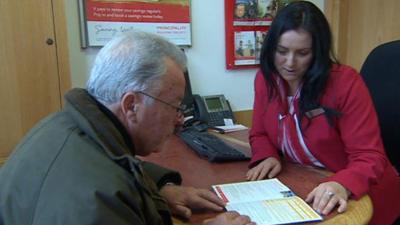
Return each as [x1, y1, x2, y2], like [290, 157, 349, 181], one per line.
[53, 0, 72, 106]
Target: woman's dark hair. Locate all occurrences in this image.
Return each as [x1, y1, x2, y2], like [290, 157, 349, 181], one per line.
[260, 0, 340, 125]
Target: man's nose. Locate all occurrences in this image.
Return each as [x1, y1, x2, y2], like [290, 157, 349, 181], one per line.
[173, 114, 184, 134]
[176, 113, 185, 126]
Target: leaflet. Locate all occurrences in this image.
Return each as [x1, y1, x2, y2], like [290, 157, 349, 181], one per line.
[212, 178, 323, 225]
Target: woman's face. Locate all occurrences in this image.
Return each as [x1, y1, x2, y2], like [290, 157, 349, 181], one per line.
[274, 29, 313, 92]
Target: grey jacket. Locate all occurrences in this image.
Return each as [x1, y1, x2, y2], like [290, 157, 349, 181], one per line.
[0, 88, 181, 225]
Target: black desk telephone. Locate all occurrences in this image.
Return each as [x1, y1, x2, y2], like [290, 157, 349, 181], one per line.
[189, 94, 235, 127]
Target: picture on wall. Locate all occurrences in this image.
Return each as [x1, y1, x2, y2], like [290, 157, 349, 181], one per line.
[79, 0, 191, 47]
[233, 0, 278, 26]
[234, 30, 267, 66]
[234, 31, 257, 65]
[255, 30, 267, 61]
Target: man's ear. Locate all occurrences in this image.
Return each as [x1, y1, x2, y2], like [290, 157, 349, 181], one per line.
[120, 92, 138, 119]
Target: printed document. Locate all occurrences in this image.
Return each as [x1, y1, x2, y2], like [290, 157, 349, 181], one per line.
[212, 178, 323, 225]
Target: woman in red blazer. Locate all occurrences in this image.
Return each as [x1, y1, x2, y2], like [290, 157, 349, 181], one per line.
[247, 1, 400, 224]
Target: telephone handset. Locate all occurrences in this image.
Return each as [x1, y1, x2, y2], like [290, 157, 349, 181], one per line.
[192, 94, 235, 127]
[192, 95, 209, 124]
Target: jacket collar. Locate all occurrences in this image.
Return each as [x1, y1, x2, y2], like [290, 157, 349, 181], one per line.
[88, 93, 135, 150]
[63, 88, 137, 161]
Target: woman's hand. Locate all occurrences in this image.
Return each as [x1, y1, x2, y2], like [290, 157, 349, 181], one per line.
[305, 181, 351, 215]
[246, 157, 282, 181]
[203, 211, 255, 225]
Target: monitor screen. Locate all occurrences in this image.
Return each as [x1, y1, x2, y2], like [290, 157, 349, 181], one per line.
[182, 70, 194, 116]
[205, 97, 223, 111]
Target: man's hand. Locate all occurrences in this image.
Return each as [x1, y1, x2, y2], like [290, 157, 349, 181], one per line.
[305, 181, 351, 215]
[246, 157, 281, 181]
[160, 185, 225, 219]
[203, 211, 255, 225]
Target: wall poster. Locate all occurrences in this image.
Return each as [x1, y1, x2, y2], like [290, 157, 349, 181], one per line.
[79, 0, 191, 47]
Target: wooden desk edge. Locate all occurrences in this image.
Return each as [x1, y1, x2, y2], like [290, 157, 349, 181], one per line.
[321, 195, 373, 225]
[173, 195, 372, 225]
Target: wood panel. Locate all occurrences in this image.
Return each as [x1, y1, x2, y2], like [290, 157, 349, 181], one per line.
[0, 1, 70, 163]
[234, 109, 253, 128]
[325, 0, 400, 71]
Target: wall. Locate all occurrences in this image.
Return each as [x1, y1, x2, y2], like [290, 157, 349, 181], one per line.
[65, 0, 324, 111]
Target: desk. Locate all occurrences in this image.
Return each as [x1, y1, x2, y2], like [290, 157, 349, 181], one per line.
[142, 130, 372, 225]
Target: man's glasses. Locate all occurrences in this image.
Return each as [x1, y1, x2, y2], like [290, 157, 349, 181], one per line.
[137, 91, 186, 114]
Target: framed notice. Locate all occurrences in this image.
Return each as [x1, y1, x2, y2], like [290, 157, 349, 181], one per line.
[79, 0, 191, 47]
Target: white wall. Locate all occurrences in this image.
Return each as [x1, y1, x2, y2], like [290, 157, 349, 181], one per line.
[65, 0, 324, 111]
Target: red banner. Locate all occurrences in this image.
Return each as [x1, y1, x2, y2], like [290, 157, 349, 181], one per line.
[85, 1, 190, 23]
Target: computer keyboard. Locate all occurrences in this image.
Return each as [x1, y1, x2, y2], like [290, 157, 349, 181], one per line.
[179, 128, 250, 162]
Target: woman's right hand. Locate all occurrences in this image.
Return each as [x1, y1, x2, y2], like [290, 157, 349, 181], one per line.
[246, 157, 282, 181]
[202, 211, 255, 225]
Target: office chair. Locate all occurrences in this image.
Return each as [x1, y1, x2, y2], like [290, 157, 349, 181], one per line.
[360, 40, 400, 173]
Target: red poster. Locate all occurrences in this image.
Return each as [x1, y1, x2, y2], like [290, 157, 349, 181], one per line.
[82, 0, 191, 46]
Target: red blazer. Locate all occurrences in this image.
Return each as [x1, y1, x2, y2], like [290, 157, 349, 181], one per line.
[250, 64, 400, 224]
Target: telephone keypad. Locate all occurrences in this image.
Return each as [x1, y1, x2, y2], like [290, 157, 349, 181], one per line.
[208, 110, 234, 127]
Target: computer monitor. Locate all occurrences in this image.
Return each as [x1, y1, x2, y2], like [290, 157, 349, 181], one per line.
[182, 70, 195, 117]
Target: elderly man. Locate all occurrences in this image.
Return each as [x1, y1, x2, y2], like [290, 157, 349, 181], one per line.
[0, 31, 253, 225]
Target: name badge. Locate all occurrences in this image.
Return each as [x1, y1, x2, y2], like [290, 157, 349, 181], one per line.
[305, 108, 325, 118]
